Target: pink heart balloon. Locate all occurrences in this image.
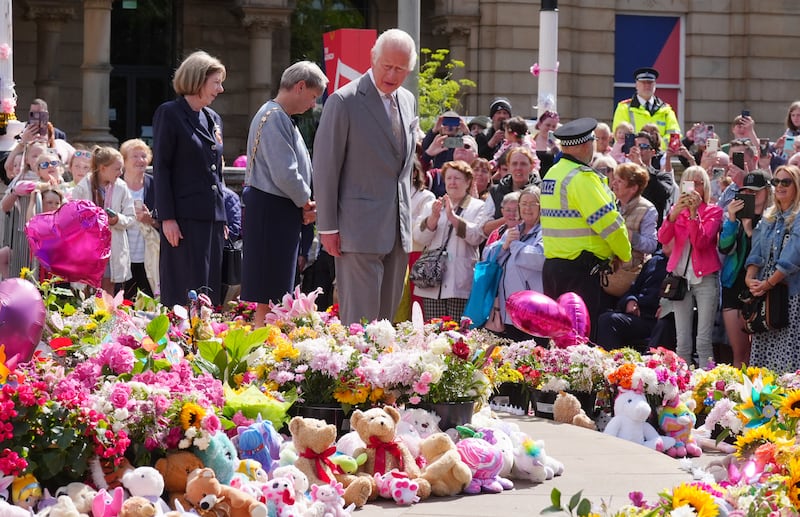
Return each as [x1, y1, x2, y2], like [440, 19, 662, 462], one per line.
[554, 292, 591, 348]
[25, 200, 111, 287]
[506, 290, 572, 338]
[0, 278, 46, 364]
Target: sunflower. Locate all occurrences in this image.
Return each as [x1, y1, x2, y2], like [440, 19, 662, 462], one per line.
[787, 456, 800, 509]
[734, 425, 780, 459]
[179, 402, 206, 430]
[781, 390, 800, 419]
[670, 483, 719, 517]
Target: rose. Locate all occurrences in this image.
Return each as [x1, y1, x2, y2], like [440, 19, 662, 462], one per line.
[452, 339, 470, 360]
[109, 384, 131, 409]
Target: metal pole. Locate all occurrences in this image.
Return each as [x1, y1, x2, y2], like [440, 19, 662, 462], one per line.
[398, 0, 420, 103]
[537, 0, 558, 115]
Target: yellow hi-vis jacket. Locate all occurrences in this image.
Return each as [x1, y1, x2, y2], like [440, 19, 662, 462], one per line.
[540, 155, 632, 262]
[612, 96, 681, 148]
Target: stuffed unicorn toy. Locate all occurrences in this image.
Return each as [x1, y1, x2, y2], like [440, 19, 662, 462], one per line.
[604, 387, 676, 451]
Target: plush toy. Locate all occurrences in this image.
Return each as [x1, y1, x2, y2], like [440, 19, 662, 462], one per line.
[234, 459, 268, 484]
[553, 391, 597, 430]
[121, 466, 170, 514]
[261, 477, 301, 517]
[236, 416, 282, 475]
[11, 472, 42, 512]
[0, 498, 31, 517]
[184, 467, 268, 517]
[309, 481, 353, 517]
[463, 426, 515, 478]
[350, 406, 431, 501]
[271, 466, 323, 517]
[604, 388, 676, 451]
[119, 496, 158, 517]
[90, 457, 134, 491]
[193, 432, 239, 485]
[92, 487, 124, 517]
[658, 397, 702, 458]
[162, 501, 196, 517]
[372, 470, 420, 505]
[0, 474, 13, 501]
[36, 494, 88, 517]
[509, 433, 564, 483]
[455, 435, 513, 494]
[154, 451, 204, 511]
[399, 408, 442, 439]
[418, 432, 472, 497]
[53, 482, 97, 515]
[288, 416, 373, 508]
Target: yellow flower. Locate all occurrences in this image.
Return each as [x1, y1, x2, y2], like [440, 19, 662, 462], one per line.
[734, 426, 780, 459]
[273, 342, 300, 362]
[781, 390, 800, 419]
[289, 326, 317, 341]
[62, 303, 76, 316]
[333, 387, 369, 406]
[92, 310, 110, 323]
[19, 267, 30, 279]
[369, 387, 385, 404]
[84, 321, 97, 331]
[670, 483, 719, 517]
[786, 455, 800, 509]
[179, 402, 206, 430]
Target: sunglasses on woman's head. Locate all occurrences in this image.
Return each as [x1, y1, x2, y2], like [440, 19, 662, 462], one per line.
[73, 150, 92, 159]
[771, 178, 793, 187]
[38, 161, 61, 169]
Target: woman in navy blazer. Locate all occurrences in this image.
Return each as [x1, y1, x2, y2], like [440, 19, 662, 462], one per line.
[153, 51, 228, 306]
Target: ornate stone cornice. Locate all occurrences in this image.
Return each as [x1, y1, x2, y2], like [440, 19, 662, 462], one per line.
[234, 5, 292, 31]
[24, 3, 77, 22]
[431, 15, 475, 39]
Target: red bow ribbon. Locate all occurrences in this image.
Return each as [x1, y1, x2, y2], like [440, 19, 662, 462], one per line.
[367, 436, 404, 475]
[299, 446, 341, 484]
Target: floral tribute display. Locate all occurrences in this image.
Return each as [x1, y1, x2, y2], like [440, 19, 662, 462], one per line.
[1, 277, 800, 515]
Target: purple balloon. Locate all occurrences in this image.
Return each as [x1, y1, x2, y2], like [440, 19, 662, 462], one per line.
[555, 292, 591, 348]
[25, 200, 111, 287]
[506, 290, 572, 338]
[0, 278, 46, 364]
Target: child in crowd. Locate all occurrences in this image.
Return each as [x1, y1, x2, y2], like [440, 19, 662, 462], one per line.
[66, 146, 93, 190]
[610, 121, 634, 164]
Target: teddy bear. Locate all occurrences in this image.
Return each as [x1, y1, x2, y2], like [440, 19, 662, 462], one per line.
[118, 496, 158, 517]
[54, 482, 97, 515]
[350, 406, 431, 501]
[271, 465, 324, 517]
[288, 416, 373, 508]
[553, 391, 597, 430]
[261, 477, 301, 517]
[399, 408, 442, 439]
[604, 388, 676, 451]
[373, 470, 420, 505]
[184, 467, 268, 517]
[121, 466, 170, 514]
[418, 433, 472, 497]
[35, 495, 89, 517]
[154, 450, 204, 510]
[0, 498, 31, 517]
[193, 432, 239, 485]
[658, 396, 702, 458]
[162, 501, 196, 517]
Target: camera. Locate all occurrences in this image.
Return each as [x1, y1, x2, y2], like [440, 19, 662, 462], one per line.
[441, 116, 461, 128]
[444, 136, 464, 148]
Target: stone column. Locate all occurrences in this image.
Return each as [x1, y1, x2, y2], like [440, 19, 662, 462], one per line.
[76, 0, 116, 146]
[24, 1, 76, 118]
[235, 6, 291, 116]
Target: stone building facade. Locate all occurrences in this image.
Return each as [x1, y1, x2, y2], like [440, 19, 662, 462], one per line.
[9, 0, 800, 159]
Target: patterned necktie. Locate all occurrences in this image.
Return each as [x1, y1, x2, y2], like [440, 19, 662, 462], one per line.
[387, 94, 403, 144]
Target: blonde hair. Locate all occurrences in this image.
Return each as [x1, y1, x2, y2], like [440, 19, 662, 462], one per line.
[763, 165, 800, 228]
[90, 147, 123, 206]
[682, 166, 711, 203]
[173, 51, 226, 96]
[120, 138, 153, 164]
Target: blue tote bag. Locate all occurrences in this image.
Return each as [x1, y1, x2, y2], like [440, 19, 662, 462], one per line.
[463, 246, 505, 328]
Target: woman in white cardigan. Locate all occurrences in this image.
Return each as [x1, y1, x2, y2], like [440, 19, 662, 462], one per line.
[413, 160, 487, 320]
[72, 147, 135, 294]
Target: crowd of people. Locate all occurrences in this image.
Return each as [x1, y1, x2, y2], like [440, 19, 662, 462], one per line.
[4, 29, 800, 376]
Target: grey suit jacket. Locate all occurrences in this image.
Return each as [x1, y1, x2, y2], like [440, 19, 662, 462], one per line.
[313, 72, 416, 254]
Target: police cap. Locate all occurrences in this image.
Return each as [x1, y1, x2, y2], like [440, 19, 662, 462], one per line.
[553, 117, 598, 147]
[633, 67, 659, 81]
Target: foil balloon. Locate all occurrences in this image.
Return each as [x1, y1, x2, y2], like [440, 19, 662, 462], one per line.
[506, 290, 571, 338]
[553, 292, 590, 348]
[0, 278, 46, 365]
[25, 200, 111, 287]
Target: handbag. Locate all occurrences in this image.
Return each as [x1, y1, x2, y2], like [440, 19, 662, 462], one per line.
[409, 206, 462, 289]
[221, 239, 242, 285]
[463, 247, 505, 328]
[660, 244, 691, 300]
[739, 230, 790, 334]
[483, 297, 505, 333]
[602, 259, 644, 297]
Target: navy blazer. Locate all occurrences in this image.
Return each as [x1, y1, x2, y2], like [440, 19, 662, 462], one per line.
[616, 251, 669, 319]
[152, 97, 226, 223]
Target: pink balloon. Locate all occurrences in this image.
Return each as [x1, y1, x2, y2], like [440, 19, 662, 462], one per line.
[0, 278, 46, 364]
[506, 290, 572, 338]
[554, 292, 590, 348]
[25, 200, 111, 287]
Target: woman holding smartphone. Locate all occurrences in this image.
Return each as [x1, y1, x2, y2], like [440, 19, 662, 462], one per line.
[718, 169, 772, 367]
[657, 166, 723, 368]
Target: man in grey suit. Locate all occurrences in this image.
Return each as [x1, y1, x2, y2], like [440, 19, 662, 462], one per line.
[313, 28, 418, 324]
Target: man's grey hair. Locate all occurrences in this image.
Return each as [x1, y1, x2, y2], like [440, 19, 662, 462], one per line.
[371, 28, 417, 70]
[280, 61, 329, 91]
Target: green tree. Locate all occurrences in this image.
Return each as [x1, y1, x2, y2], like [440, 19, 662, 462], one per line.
[418, 48, 476, 132]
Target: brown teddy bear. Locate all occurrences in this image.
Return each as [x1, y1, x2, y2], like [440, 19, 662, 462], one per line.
[155, 450, 204, 510]
[553, 391, 596, 430]
[350, 406, 431, 500]
[118, 496, 157, 517]
[288, 416, 373, 508]
[184, 468, 267, 517]
[419, 432, 473, 497]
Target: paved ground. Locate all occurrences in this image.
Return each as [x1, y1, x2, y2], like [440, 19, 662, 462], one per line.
[353, 413, 722, 516]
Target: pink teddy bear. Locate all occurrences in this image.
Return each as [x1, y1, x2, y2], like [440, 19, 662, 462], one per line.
[309, 481, 354, 516]
[373, 470, 420, 505]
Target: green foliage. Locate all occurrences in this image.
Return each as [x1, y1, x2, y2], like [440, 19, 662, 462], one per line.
[542, 488, 594, 516]
[418, 48, 477, 132]
[194, 327, 271, 384]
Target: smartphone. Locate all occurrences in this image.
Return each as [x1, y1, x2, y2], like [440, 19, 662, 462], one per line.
[444, 136, 464, 148]
[759, 138, 771, 158]
[734, 193, 755, 220]
[681, 180, 695, 194]
[441, 116, 460, 128]
[784, 136, 795, 156]
[622, 133, 636, 154]
[732, 151, 745, 170]
[694, 124, 708, 146]
[711, 167, 726, 180]
[105, 208, 117, 218]
[29, 110, 49, 136]
[133, 199, 144, 211]
[547, 130, 556, 148]
[741, 110, 750, 118]
[707, 138, 719, 154]
[668, 133, 681, 152]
